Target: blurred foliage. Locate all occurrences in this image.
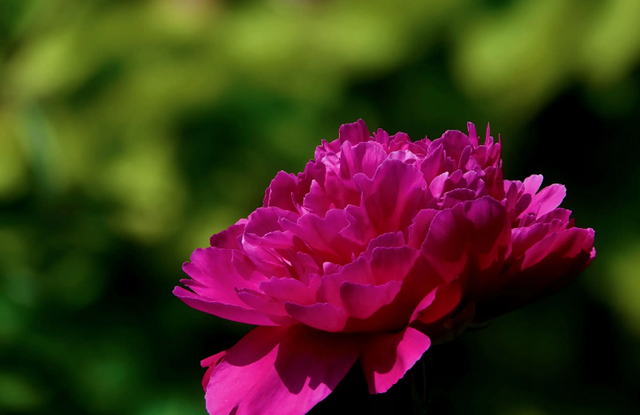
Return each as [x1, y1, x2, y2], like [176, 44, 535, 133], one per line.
[1, 0, 640, 414]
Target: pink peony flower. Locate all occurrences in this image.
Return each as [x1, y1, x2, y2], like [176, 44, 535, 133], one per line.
[175, 120, 595, 415]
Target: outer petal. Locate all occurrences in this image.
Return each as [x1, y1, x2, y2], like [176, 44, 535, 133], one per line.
[210, 222, 246, 249]
[338, 119, 370, 146]
[360, 327, 431, 394]
[410, 279, 462, 325]
[180, 248, 264, 306]
[173, 286, 277, 326]
[264, 171, 299, 212]
[201, 351, 226, 391]
[205, 326, 361, 415]
[519, 183, 566, 219]
[476, 227, 595, 321]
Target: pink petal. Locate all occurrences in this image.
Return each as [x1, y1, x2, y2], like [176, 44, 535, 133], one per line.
[201, 351, 227, 391]
[510, 222, 553, 259]
[259, 277, 318, 306]
[264, 171, 299, 212]
[302, 180, 332, 216]
[360, 327, 431, 394]
[338, 119, 370, 146]
[421, 205, 468, 281]
[279, 209, 356, 264]
[464, 196, 511, 271]
[245, 207, 299, 239]
[284, 302, 348, 332]
[522, 184, 567, 219]
[407, 209, 438, 249]
[467, 122, 479, 147]
[440, 188, 476, 209]
[522, 174, 544, 195]
[477, 227, 595, 321]
[421, 144, 444, 184]
[432, 130, 472, 164]
[358, 159, 428, 234]
[364, 232, 406, 258]
[339, 204, 378, 248]
[173, 286, 276, 326]
[410, 279, 462, 325]
[339, 141, 388, 180]
[369, 246, 420, 284]
[340, 280, 403, 320]
[205, 326, 361, 415]
[210, 222, 245, 249]
[317, 257, 374, 306]
[181, 248, 262, 306]
[373, 128, 391, 147]
[483, 166, 505, 200]
[236, 288, 289, 317]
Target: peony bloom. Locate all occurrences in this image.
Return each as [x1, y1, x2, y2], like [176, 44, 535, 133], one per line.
[175, 120, 595, 415]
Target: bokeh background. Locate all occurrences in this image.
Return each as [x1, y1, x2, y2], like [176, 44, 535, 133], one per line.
[1, 0, 640, 414]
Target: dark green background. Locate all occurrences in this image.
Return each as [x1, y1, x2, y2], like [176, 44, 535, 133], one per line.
[1, 0, 639, 414]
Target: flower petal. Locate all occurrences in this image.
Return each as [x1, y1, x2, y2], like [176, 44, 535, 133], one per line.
[520, 183, 566, 219]
[205, 326, 361, 415]
[181, 248, 263, 306]
[340, 280, 403, 320]
[421, 204, 468, 281]
[369, 246, 420, 284]
[210, 222, 246, 249]
[338, 119, 370, 146]
[173, 286, 276, 326]
[284, 302, 348, 332]
[476, 227, 595, 321]
[264, 171, 299, 212]
[410, 279, 462, 325]
[360, 327, 431, 394]
[357, 159, 428, 234]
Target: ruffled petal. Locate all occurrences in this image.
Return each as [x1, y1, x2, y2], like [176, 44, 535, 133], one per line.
[205, 326, 361, 415]
[340, 141, 388, 180]
[317, 257, 374, 306]
[476, 227, 595, 321]
[407, 209, 438, 249]
[360, 327, 431, 394]
[369, 246, 420, 284]
[259, 276, 318, 306]
[181, 248, 264, 305]
[284, 302, 348, 332]
[421, 205, 468, 281]
[410, 279, 462, 325]
[519, 183, 566, 219]
[340, 280, 403, 320]
[357, 159, 428, 234]
[201, 351, 227, 391]
[210, 222, 246, 250]
[338, 119, 370, 146]
[464, 196, 511, 272]
[173, 286, 277, 326]
[279, 209, 357, 264]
